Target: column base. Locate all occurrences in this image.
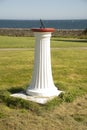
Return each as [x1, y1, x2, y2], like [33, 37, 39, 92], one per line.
[26, 87, 62, 97]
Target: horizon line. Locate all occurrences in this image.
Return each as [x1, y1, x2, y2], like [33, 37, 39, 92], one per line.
[0, 18, 87, 21]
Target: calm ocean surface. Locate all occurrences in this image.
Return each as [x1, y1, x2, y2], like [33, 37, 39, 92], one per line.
[0, 20, 87, 29]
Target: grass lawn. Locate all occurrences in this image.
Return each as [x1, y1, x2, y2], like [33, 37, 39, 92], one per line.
[0, 36, 87, 48]
[0, 36, 87, 130]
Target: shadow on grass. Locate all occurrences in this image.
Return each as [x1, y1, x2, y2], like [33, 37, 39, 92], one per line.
[8, 87, 25, 94]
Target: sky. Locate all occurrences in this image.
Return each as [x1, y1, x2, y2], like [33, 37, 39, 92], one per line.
[0, 0, 87, 20]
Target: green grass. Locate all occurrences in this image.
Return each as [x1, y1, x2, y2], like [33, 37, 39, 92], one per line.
[0, 36, 87, 130]
[0, 36, 35, 48]
[51, 37, 87, 48]
[0, 36, 87, 48]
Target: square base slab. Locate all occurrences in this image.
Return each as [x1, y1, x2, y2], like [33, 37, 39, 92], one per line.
[11, 91, 62, 104]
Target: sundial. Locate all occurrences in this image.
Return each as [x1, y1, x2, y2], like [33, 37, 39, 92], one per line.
[40, 19, 45, 28]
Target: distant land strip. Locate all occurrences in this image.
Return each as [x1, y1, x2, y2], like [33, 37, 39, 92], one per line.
[0, 28, 87, 38]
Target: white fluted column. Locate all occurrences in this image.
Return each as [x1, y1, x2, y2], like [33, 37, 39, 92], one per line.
[26, 28, 61, 97]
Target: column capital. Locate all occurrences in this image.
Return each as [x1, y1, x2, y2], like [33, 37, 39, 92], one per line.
[31, 28, 55, 32]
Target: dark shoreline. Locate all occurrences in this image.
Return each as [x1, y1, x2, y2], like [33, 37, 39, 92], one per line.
[0, 28, 86, 38]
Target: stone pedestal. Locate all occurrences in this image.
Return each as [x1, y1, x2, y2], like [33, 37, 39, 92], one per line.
[26, 28, 61, 97]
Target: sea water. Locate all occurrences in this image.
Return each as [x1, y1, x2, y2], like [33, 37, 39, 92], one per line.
[0, 19, 87, 29]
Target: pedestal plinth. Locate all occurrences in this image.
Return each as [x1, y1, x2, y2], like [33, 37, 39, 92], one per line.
[26, 28, 61, 97]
